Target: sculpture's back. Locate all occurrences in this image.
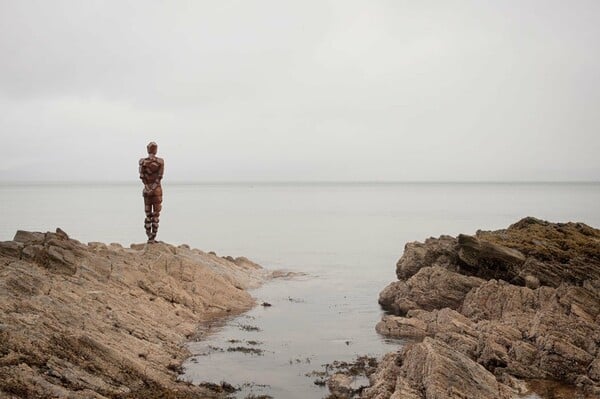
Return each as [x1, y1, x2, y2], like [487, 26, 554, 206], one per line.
[139, 142, 164, 243]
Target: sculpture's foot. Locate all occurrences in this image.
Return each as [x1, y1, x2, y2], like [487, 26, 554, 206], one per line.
[147, 232, 156, 244]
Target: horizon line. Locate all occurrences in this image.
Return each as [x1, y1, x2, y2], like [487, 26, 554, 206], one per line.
[0, 179, 599, 185]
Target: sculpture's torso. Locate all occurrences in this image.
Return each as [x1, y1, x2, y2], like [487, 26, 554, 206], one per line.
[139, 156, 164, 197]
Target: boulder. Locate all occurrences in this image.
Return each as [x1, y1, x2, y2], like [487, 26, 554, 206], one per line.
[13, 230, 45, 244]
[55, 227, 69, 240]
[379, 266, 484, 315]
[395, 235, 458, 280]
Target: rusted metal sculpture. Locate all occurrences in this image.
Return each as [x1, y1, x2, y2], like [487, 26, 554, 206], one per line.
[139, 142, 164, 243]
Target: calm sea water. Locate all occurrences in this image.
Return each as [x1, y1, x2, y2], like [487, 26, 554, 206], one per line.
[1, 182, 599, 398]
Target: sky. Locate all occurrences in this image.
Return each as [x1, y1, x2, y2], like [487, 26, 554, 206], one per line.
[0, 0, 598, 182]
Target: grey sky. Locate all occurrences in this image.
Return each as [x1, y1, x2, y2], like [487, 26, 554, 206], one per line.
[0, 0, 598, 182]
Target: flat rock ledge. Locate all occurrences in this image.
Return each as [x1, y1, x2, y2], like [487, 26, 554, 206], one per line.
[348, 217, 599, 399]
[0, 229, 273, 399]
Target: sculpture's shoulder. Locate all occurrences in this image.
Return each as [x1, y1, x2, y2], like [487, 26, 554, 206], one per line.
[155, 157, 164, 165]
[139, 157, 146, 165]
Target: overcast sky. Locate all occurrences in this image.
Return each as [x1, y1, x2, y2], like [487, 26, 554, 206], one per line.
[0, 0, 598, 182]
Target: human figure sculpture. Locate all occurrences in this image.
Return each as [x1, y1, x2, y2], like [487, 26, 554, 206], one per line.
[139, 142, 164, 243]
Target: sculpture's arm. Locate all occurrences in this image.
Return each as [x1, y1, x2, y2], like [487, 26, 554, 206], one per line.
[158, 158, 164, 182]
[138, 158, 144, 180]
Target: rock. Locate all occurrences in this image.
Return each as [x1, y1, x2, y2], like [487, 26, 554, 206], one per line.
[476, 218, 600, 286]
[396, 235, 459, 280]
[234, 256, 263, 270]
[327, 373, 353, 398]
[460, 279, 548, 321]
[457, 234, 526, 280]
[377, 308, 480, 357]
[497, 373, 530, 395]
[0, 240, 22, 257]
[376, 314, 427, 338]
[508, 216, 549, 230]
[524, 274, 540, 289]
[0, 268, 46, 297]
[87, 242, 108, 250]
[369, 218, 600, 398]
[366, 337, 513, 399]
[21, 244, 43, 261]
[518, 257, 564, 288]
[13, 230, 45, 244]
[589, 357, 600, 382]
[44, 245, 78, 275]
[362, 352, 408, 399]
[379, 266, 484, 315]
[55, 227, 69, 239]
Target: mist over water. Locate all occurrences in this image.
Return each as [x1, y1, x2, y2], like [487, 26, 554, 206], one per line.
[1, 182, 599, 397]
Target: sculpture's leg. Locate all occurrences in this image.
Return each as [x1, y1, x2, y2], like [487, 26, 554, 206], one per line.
[144, 202, 154, 242]
[151, 201, 162, 242]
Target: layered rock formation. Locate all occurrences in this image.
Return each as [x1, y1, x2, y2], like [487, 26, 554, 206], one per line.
[0, 229, 270, 398]
[365, 218, 600, 399]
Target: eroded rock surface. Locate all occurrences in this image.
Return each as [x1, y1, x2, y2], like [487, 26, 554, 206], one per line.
[368, 218, 600, 399]
[0, 229, 271, 398]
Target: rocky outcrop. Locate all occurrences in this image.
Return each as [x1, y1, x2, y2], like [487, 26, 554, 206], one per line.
[0, 229, 270, 398]
[366, 218, 600, 399]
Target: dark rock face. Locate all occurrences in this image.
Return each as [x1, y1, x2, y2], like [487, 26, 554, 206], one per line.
[477, 217, 600, 286]
[368, 218, 600, 399]
[457, 233, 526, 281]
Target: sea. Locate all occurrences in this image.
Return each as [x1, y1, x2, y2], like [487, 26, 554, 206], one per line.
[1, 182, 599, 398]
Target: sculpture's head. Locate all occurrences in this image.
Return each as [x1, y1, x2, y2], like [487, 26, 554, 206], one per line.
[147, 142, 158, 155]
